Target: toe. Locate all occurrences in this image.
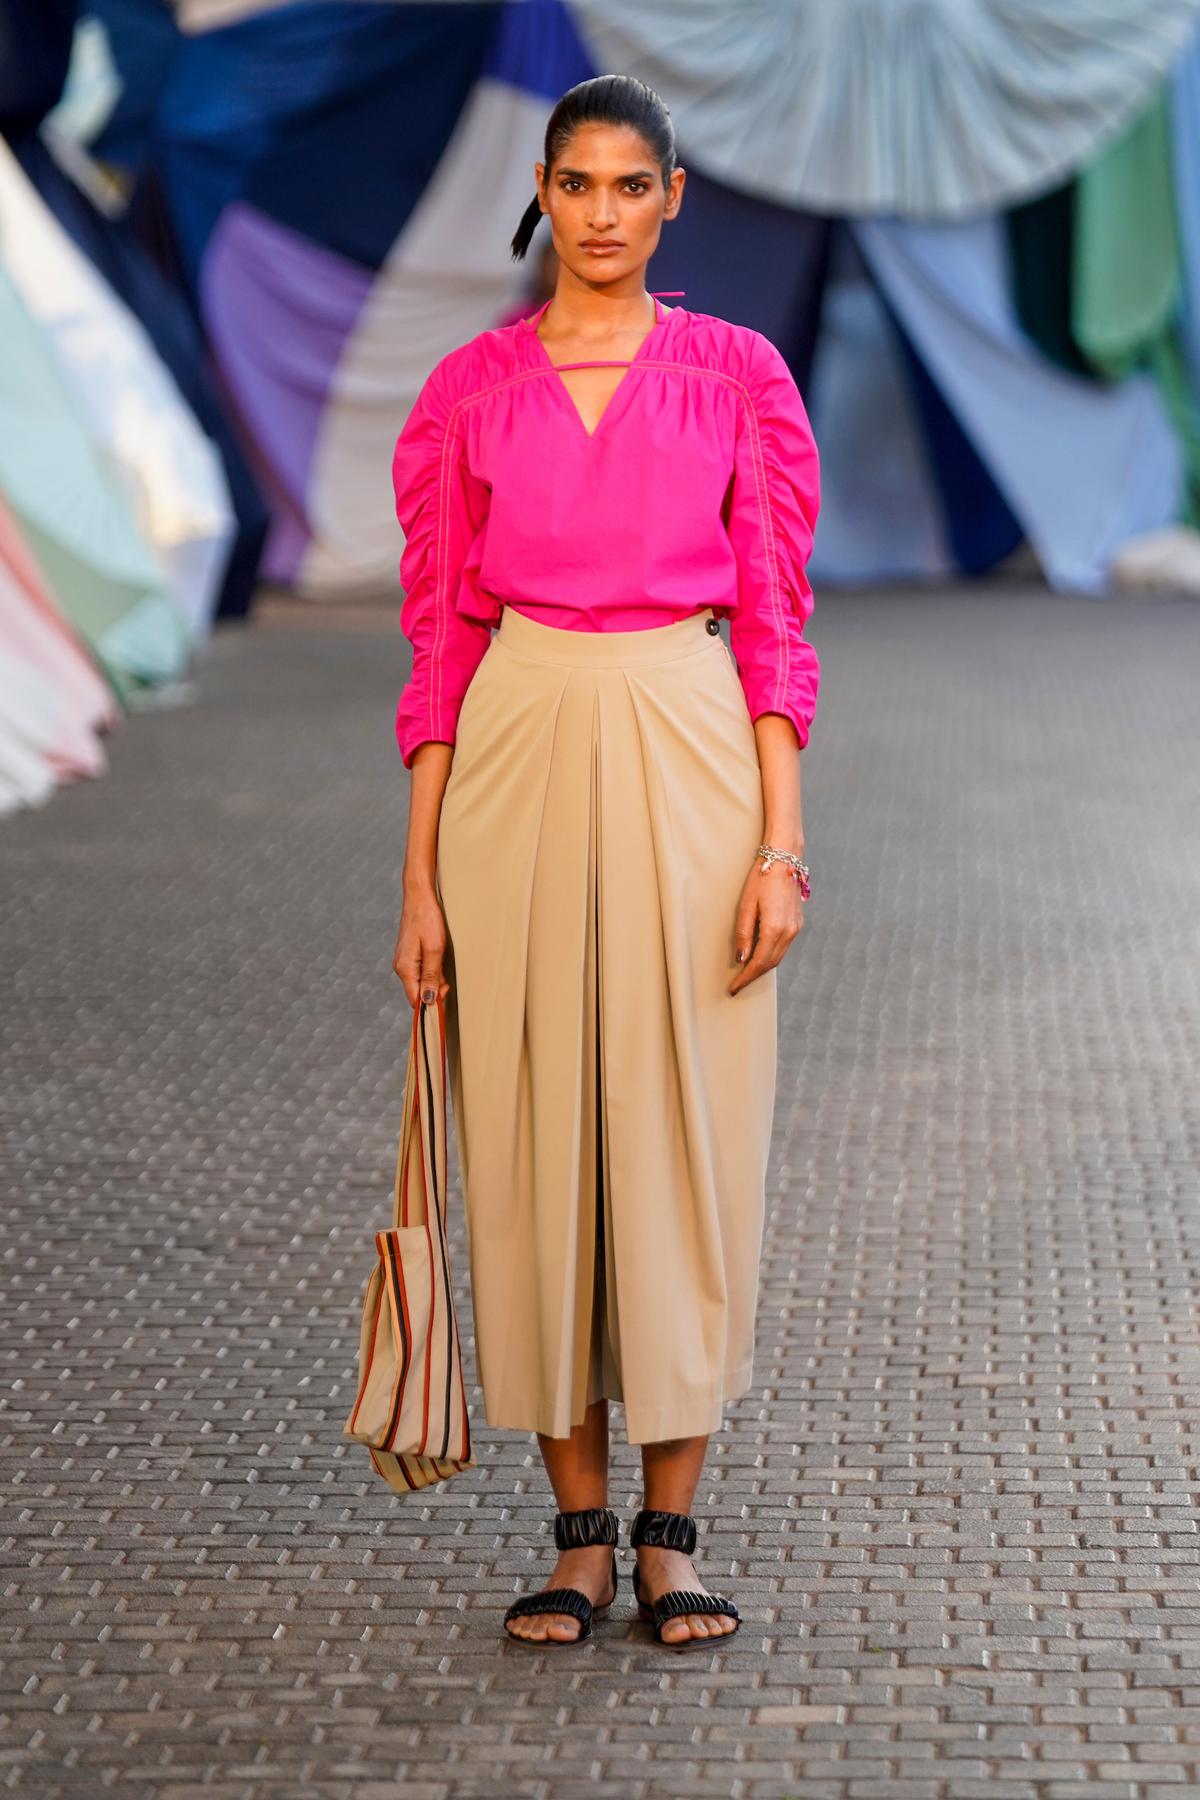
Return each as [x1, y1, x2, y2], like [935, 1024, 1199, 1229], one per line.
[547, 1614, 581, 1641]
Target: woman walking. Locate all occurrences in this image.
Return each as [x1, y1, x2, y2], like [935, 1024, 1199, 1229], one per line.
[391, 75, 820, 1649]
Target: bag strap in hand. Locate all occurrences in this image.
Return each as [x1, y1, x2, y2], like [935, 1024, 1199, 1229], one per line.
[392, 993, 448, 1240]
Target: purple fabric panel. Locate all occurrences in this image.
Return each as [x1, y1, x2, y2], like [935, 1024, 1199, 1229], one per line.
[199, 202, 373, 583]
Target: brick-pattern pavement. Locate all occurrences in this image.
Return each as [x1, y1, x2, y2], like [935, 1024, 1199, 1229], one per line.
[3, 584, 1200, 1799]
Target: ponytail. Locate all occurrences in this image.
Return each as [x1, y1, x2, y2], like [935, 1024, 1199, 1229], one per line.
[510, 193, 544, 262]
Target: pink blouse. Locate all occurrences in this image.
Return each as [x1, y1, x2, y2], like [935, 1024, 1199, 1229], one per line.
[391, 293, 821, 769]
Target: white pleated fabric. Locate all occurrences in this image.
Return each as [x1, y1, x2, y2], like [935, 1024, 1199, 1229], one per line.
[0, 266, 189, 693]
[570, 0, 1200, 219]
[44, 19, 121, 144]
[0, 137, 233, 641]
[435, 603, 777, 1446]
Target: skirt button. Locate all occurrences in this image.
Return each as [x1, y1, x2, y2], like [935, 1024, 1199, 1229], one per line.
[705, 617, 720, 634]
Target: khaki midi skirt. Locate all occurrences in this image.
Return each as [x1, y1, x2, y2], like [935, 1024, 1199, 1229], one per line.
[434, 601, 777, 1445]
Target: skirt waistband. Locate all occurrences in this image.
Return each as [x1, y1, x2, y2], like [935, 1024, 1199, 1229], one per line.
[495, 602, 721, 667]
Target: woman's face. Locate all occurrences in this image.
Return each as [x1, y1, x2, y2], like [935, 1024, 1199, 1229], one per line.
[536, 123, 684, 290]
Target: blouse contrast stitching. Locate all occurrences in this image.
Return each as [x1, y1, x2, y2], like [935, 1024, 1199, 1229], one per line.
[432, 393, 470, 743]
[449, 359, 751, 410]
[733, 372, 790, 716]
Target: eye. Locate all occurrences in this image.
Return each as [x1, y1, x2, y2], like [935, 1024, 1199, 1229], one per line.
[626, 181, 649, 195]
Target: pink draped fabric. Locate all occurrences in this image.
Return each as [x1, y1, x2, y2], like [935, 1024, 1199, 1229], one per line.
[0, 495, 115, 780]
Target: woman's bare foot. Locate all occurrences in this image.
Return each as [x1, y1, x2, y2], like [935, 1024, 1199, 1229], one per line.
[503, 1543, 618, 1642]
[634, 1544, 738, 1643]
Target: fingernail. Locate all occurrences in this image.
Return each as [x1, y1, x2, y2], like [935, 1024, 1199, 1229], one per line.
[736, 949, 746, 963]
[422, 987, 435, 1004]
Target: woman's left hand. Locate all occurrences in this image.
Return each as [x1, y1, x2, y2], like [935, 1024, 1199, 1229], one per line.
[728, 854, 806, 995]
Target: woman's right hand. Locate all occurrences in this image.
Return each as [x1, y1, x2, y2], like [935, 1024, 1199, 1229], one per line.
[393, 882, 451, 1009]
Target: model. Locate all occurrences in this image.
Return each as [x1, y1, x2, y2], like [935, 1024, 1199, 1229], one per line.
[390, 75, 821, 1649]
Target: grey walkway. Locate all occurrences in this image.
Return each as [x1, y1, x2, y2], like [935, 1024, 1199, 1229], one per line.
[3, 582, 1200, 1800]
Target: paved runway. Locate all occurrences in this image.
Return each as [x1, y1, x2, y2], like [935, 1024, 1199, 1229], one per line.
[3, 583, 1200, 1798]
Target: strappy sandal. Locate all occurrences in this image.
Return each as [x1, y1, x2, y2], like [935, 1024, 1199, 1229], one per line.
[630, 1507, 741, 1647]
[502, 1504, 620, 1645]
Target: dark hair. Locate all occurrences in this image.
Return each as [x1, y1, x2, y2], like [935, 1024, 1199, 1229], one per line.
[510, 75, 676, 262]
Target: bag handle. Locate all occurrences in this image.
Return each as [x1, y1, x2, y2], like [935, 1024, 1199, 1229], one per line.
[391, 993, 449, 1241]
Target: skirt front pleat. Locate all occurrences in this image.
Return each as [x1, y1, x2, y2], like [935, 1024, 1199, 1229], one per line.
[435, 603, 777, 1445]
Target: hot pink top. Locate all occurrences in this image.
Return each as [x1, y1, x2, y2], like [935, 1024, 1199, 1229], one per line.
[391, 293, 821, 769]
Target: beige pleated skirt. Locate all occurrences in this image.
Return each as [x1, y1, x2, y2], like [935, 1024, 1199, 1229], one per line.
[434, 601, 777, 1445]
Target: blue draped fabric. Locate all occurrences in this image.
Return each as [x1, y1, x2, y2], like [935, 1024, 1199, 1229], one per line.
[91, 0, 500, 280]
[484, 0, 593, 101]
[852, 213, 1185, 592]
[84, 0, 176, 176]
[806, 251, 956, 587]
[0, 0, 76, 140]
[1170, 22, 1200, 398]
[879, 288, 1025, 576]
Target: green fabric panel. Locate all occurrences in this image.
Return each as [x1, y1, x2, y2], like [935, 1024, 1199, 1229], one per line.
[1073, 85, 1200, 524]
[1073, 89, 1180, 377]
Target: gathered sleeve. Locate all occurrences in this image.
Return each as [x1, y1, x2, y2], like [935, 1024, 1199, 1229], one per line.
[391, 354, 493, 769]
[722, 330, 822, 749]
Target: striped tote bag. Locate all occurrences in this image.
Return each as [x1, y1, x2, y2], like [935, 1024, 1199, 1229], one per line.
[343, 991, 475, 1492]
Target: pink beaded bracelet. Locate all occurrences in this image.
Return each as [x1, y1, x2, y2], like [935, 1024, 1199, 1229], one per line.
[755, 843, 811, 900]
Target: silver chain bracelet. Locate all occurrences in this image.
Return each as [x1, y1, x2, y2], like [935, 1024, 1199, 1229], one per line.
[755, 842, 811, 900]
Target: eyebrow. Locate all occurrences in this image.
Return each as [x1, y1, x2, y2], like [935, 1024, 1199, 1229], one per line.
[554, 167, 657, 182]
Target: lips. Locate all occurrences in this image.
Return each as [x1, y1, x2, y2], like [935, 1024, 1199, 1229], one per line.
[582, 241, 622, 248]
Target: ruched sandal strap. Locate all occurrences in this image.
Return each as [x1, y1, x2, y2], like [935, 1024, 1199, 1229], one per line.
[554, 1505, 619, 1550]
[629, 1507, 697, 1556]
[503, 1585, 596, 1635]
[652, 1588, 740, 1629]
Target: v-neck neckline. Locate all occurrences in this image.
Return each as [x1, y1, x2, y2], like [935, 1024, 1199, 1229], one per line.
[524, 294, 674, 444]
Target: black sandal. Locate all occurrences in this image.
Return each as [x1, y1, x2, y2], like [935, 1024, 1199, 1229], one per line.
[630, 1507, 741, 1647]
[502, 1505, 620, 1645]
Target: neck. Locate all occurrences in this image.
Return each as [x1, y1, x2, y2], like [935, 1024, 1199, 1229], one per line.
[537, 288, 660, 341]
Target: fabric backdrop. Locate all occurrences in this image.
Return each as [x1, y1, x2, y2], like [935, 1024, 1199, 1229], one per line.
[571, 0, 1200, 219]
